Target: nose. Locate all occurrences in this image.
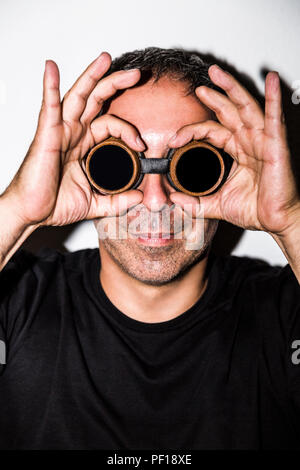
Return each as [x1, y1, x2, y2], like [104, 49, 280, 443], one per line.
[138, 173, 172, 212]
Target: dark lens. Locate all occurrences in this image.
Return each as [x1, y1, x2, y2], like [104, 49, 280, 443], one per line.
[88, 144, 134, 192]
[175, 147, 221, 193]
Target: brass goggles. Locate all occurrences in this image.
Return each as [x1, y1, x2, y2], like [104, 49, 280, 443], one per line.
[85, 137, 233, 196]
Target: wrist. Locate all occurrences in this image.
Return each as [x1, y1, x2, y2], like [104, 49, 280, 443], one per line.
[269, 200, 300, 239]
[0, 191, 40, 271]
[270, 204, 300, 283]
[0, 189, 39, 230]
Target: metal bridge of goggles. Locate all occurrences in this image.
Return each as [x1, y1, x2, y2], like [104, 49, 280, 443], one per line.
[84, 137, 232, 196]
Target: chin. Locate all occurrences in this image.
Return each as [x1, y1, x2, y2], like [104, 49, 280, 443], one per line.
[123, 268, 182, 286]
[100, 237, 211, 286]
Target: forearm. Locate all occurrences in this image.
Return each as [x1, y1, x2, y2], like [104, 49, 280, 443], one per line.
[0, 193, 39, 271]
[270, 208, 300, 284]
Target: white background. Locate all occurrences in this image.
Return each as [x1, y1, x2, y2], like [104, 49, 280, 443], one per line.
[0, 0, 299, 264]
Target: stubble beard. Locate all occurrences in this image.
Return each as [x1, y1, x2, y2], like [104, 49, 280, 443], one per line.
[98, 220, 218, 286]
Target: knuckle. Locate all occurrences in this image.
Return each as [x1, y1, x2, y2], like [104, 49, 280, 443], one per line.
[91, 94, 104, 111]
[62, 90, 70, 102]
[87, 70, 99, 83]
[101, 113, 116, 125]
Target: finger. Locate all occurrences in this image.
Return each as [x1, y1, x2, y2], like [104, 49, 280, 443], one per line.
[62, 52, 111, 122]
[169, 192, 202, 218]
[168, 120, 234, 154]
[169, 191, 223, 220]
[89, 189, 144, 219]
[196, 87, 243, 132]
[90, 114, 146, 152]
[38, 60, 61, 129]
[264, 71, 285, 138]
[80, 68, 141, 123]
[26, 61, 62, 191]
[207, 64, 264, 129]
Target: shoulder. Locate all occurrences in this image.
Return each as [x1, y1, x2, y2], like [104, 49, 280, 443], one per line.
[0, 247, 100, 341]
[0, 247, 100, 299]
[212, 253, 299, 311]
[218, 253, 297, 287]
[2, 246, 99, 271]
[215, 254, 300, 327]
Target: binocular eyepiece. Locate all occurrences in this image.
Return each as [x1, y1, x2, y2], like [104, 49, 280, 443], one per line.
[84, 137, 233, 197]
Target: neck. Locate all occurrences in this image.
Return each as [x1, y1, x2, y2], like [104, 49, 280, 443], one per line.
[98, 244, 210, 324]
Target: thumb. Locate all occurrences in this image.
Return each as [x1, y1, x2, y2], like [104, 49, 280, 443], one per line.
[37, 60, 61, 130]
[169, 191, 223, 220]
[90, 189, 144, 219]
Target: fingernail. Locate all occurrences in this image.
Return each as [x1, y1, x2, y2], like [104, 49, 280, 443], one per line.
[169, 133, 177, 142]
[124, 68, 139, 73]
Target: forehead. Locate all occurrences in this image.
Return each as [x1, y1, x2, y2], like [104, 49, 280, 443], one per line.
[107, 75, 212, 136]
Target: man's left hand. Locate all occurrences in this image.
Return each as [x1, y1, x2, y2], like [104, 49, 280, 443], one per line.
[168, 65, 300, 281]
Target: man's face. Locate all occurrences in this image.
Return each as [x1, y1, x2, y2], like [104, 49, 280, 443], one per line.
[94, 75, 218, 285]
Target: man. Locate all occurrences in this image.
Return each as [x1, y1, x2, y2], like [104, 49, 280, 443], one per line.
[0, 47, 299, 450]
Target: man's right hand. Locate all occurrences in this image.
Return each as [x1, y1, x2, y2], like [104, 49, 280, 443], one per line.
[2, 52, 145, 228]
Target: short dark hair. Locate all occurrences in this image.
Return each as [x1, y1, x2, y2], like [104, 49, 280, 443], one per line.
[105, 46, 216, 95]
[99, 47, 220, 116]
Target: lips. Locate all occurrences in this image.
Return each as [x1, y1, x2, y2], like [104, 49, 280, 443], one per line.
[130, 232, 176, 239]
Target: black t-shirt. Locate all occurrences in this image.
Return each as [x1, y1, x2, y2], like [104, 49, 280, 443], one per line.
[0, 247, 299, 450]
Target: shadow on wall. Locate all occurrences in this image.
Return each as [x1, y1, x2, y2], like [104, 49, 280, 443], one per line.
[22, 49, 300, 257]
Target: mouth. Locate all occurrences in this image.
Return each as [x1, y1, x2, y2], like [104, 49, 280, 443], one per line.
[131, 232, 174, 237]
[128, 231, 180, 246]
